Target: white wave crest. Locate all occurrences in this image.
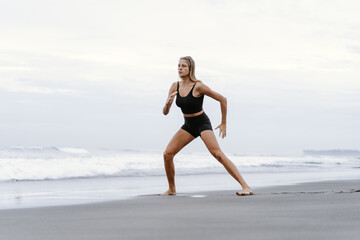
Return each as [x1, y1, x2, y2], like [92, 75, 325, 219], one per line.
[0, 147, 359, 182]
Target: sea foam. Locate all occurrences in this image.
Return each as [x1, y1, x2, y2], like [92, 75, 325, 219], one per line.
[0, 146, 359, 182]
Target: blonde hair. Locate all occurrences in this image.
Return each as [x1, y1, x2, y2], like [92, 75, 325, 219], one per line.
[180, 56, 201, 82]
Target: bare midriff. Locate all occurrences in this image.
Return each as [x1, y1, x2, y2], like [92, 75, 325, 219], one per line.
[183, 110, 204, 118]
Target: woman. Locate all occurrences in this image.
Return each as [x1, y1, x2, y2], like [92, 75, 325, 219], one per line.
[161, 56, 253, 196]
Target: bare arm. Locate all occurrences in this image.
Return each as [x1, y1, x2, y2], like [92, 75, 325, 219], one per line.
[163, 82, 178, 115]
[198, 83, 227, 138]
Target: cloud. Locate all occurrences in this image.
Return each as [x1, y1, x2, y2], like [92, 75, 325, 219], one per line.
[348, 45, 360, 54]
[0, 79, 83, 95]
[0, 66, 34, 72]
[1, 0, 360, 154]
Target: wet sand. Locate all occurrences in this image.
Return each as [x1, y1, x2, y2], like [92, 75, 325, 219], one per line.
[1, 179, 359, 240]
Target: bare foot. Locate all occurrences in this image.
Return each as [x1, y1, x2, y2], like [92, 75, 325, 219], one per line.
[236, 188, 254, 196]
[160, 189, 176, 196]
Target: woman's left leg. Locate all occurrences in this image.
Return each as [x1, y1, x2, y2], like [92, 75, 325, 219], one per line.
[200, 130, 253, 195]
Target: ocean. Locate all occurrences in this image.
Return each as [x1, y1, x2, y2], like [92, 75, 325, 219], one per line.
[1, 146, 359, 209]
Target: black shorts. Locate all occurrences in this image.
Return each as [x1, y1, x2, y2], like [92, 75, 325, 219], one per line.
[181, 112, 213, 138]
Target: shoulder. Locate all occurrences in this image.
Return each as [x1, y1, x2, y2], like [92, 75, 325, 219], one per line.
[170, 81, 178, 89]
[167, 81, 178, 94]
[195, 80, 204, 87]
[195, 81, 210, 91]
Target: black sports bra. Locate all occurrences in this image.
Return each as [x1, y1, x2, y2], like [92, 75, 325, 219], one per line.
[175, 81, 204, 114]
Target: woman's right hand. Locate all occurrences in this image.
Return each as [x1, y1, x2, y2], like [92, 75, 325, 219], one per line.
[166, 91, 177, 105]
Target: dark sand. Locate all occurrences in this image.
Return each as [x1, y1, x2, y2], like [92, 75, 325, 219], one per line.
[1, 179, 359, 240]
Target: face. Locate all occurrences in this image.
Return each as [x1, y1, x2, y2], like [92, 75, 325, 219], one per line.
[178, 59, 190, 78]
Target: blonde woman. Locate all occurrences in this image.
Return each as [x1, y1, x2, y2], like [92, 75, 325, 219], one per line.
[161, 56, 253, 196]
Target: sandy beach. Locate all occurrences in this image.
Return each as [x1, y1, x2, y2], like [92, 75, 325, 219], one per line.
[1, 179, 359, 240]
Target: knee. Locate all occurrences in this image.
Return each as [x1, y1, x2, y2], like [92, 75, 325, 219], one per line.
[211, 149, 225, 164]
[163, 150, 174, 161]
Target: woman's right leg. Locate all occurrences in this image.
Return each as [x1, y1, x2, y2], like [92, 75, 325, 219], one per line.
[160, 129, 195, 195]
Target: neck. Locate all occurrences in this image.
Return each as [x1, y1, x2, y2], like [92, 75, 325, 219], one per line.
[180, 76, 191, 82]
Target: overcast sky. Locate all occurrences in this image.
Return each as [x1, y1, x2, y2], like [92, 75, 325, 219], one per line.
[1, 0, 359, 155]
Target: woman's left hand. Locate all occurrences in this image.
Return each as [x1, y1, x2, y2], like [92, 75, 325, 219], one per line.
[215, 123, 227, 139]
